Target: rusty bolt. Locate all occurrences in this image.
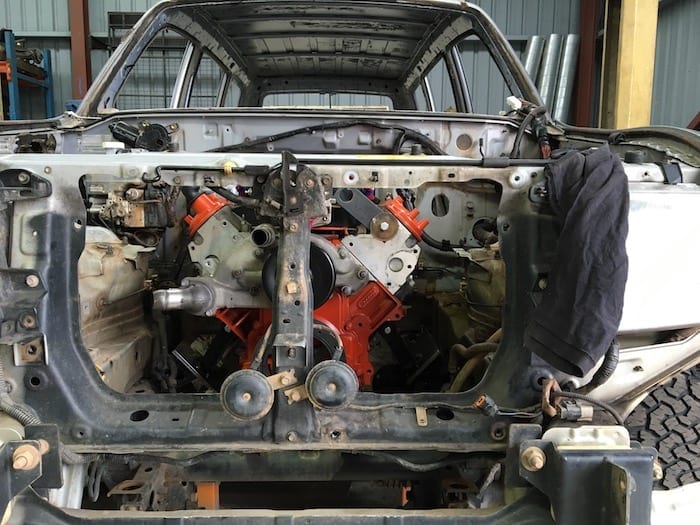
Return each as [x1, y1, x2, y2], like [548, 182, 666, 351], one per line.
[241, 392, 252, 402]
[125, 188, 141, 201]
[19, 314, 36, 329]
[12, 444, 41, 471]
[356, 269, 368, 280]
[17, 172, 30, 184]
[289, 223, 298, 232]
[287, 347, 297, 359]
[305, 178, 315, 187]
[286, 431, 298, 442]
[281, 376, 291, 386]
[173, 175, 182, 185]
[653, 460, 663, 481]
[326, 382, 337, 393]
[25, 275, 40, 288]
[43, 167, 51, 174]
[286, 281, 298, 294]
[521, 446, 546, 472]
[290, 391, 301, 402]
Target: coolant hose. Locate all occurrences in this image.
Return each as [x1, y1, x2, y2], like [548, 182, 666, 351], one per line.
[448, 356, 485, 393]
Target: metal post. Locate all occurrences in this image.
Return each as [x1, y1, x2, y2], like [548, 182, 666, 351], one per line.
[600, 0, 659, 128]
[69, 0, 92, 99]
[522, 36, 545, 81]
[43, 47, 55, 118]
[535, 34, 563, 110]
[573, 0, 601, 126]
[552, 35, 580, 122]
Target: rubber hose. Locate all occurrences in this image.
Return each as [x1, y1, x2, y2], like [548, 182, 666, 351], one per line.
[421, 231, 460, 252]
[448, 355, 484, 393]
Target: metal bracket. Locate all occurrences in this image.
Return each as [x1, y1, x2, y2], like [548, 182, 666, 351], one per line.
[283, 384, 309, 404]
[25, 424, 62, 489]
[334, 187, 382, 227]
[0, 440, 43, 518]
[656, 162, 683, 185]
[0, 169, 52, 203]
[267, 369, 298, 390]
[415, 407, 428, 427]
[0, 269, 47, 345]
[517, 438, 655, 525]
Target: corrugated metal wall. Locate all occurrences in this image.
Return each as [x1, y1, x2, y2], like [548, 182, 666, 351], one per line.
[88, 0, 162, 78]
[651, 0, 700, 128]
[6, 0, 580, 117]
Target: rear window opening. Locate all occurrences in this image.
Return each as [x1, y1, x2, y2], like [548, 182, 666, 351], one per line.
[262, 92, 393, 110]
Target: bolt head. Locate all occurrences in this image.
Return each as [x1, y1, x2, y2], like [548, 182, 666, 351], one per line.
[12, 444, 41, 471]
[521, 446, 546, 472]
[379, 221, 390, 231]
[286, 431, 298, 442]
[25, 275, 40, 288]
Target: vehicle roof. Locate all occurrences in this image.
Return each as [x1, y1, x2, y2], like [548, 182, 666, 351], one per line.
[176, 0, 470, 84]
[81, 0, 540, 115]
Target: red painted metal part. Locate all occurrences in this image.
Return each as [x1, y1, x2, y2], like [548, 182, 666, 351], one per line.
[184, 192, 228, 235]
[381, 196, 429, 239]
[215, 282, 405, 388]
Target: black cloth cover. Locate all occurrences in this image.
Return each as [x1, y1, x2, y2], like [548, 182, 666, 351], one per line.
[524, 145, 629, 377]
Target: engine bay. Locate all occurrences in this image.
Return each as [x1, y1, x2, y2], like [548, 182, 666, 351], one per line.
[1, 146, 694, 516]
[81, 154, 504, 403]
